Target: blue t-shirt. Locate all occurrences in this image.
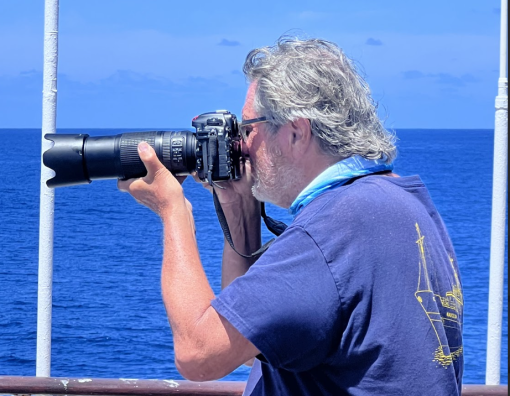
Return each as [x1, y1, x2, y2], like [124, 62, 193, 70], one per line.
[212, 175, 464, 396]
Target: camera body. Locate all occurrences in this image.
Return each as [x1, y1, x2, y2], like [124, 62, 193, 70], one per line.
[192, 110, 241, 184]
[43, 110, 242, 188]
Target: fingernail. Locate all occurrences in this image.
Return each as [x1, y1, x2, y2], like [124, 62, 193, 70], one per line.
[139, 142, 150, 153]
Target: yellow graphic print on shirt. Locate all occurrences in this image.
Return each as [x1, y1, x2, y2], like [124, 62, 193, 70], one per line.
[414, 223, 464, 368]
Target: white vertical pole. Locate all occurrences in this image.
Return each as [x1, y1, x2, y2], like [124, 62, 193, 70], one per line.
[486, 0, 508, 386]
[37, 0, 59, 377]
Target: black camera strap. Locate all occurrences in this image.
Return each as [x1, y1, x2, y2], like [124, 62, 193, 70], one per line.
[212, 190, 288, 259]
[206, 133, 218, 186]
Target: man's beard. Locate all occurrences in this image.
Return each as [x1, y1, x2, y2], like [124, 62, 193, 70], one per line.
[251, 141, 298, 208]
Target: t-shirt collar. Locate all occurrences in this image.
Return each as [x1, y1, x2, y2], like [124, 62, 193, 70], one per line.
[288, 155, 393, 217]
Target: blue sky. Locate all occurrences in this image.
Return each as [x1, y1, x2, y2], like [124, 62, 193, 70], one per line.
[0, 0, 504, 129]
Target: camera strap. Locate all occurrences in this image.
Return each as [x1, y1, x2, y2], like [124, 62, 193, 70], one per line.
[206, 133, 218, 186]
[213, 190, 288, 259]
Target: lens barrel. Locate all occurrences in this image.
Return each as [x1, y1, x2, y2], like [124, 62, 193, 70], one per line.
[43, 131, 197, 188]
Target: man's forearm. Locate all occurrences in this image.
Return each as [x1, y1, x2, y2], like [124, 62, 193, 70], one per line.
[160, 200, 215, 337]
[220, 195, 262, 288]
[160, 202, 260, 380]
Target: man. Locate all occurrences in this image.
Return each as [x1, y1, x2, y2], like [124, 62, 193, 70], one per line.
[118, 36, 464, 395]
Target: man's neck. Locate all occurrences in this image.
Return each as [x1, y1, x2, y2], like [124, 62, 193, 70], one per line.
[282, 153, 342, 209]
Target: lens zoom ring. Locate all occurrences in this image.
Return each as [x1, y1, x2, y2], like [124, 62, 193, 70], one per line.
[162, 133, 172, 165]
[120, 132, 157, 179]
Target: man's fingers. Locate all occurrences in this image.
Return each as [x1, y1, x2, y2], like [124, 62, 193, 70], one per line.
[191, 171, 214, 193]
[118, 177, 135, 192]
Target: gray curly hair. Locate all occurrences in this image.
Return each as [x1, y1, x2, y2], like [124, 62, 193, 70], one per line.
[243, 36, 397, 163]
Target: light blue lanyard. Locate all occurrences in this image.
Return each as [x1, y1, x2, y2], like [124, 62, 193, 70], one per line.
[289, 155, 393, 217]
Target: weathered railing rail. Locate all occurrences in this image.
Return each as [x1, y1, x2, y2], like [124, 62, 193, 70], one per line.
[0, 377, 244, 396]
[0, 377, 507, 396]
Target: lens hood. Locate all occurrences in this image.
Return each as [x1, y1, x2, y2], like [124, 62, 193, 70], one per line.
[43, 134, 91, 188]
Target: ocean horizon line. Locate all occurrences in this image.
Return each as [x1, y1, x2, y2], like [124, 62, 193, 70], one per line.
[0, 127, 496, 132]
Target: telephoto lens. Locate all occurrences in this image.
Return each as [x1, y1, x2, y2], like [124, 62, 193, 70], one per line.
[43, 130, 197, 188]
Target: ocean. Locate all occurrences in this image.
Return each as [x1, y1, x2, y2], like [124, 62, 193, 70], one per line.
[0, 128, 507, 384]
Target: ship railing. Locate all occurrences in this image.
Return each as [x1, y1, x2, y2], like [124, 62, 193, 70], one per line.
[0, 377, 508, 396]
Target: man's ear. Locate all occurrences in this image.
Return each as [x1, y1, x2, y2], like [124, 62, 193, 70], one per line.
[289, 118, 313, 156]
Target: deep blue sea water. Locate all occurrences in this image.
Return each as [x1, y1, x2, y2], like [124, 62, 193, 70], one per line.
[0, 128, 507, 384]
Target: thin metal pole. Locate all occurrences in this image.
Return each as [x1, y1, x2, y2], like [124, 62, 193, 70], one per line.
[486, 0, 508, 386]
[37, 0, 59, 377]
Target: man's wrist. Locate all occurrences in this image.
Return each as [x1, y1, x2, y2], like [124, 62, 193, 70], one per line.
[159, 196, 190, 222]
[222, 201, 261, 232]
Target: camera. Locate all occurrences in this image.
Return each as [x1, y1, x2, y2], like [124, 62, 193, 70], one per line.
[43, 110, 242, 188]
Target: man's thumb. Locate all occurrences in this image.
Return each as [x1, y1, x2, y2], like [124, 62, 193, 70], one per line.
[138, 141, 161, 175]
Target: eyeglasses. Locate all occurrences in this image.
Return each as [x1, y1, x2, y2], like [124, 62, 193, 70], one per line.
[239, 116, 268, 141]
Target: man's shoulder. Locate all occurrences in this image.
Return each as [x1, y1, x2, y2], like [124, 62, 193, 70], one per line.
[337, 174, 425, 202]
[294, 174, 426, 224]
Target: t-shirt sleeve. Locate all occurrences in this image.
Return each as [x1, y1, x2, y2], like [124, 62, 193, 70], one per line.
[211, 225, 341, 372]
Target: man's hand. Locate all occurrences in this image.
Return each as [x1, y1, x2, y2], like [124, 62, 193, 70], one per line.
[117, 142, 191, 219]
[193, 158, 256, 207]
